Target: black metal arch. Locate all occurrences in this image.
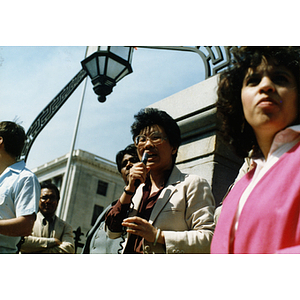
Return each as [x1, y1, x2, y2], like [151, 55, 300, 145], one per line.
[20, 68, 87, 161]
[136, 46, 235, 78]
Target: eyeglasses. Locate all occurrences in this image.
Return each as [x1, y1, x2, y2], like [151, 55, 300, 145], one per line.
[134, 131, 167, 148]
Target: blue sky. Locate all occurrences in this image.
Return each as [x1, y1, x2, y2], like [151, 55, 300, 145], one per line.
[0, 46, 206, 169]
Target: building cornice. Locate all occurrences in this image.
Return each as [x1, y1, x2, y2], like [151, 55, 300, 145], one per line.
[32, 149, 119, 176]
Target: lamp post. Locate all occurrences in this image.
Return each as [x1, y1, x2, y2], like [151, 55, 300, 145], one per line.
[57, 46, 134, 218]
[59, 47, 134, 219]
[21, 46, 135, 162]
[21, 46, 135, 219]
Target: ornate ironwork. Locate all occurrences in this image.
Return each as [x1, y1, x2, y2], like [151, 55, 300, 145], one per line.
[198, 46, 236, 78]
[136, 46, 236, 79]
[20, 68, 88, 161]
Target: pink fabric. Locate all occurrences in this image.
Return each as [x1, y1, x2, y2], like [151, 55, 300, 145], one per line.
[211, 141, 300, 254]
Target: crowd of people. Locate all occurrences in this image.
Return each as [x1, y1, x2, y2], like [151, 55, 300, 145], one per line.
[2, 46, 300, 254]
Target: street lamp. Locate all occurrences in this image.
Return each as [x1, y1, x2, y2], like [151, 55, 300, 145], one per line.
[81, 46, 134, 102]
[58, 46, 134, 218]
[20, 46, 135, 161]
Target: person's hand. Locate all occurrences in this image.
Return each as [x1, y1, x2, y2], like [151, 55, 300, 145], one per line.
[54, 238, 62, 245]
[126, 162, 149, 192]
[122, 216, 163, 244]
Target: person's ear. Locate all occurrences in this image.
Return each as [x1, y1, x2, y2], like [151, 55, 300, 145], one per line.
[171, 147, 178, 155]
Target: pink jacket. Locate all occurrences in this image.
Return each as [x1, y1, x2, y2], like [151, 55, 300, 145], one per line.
[211, 141, 300, 254]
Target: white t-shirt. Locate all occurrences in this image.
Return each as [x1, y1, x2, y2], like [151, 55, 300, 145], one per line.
[0, 160, 40, 253]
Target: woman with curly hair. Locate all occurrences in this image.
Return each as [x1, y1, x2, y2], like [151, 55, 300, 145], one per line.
[211, 46, 300, 253]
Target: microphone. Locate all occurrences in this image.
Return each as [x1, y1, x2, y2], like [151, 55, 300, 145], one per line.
[141, 151, 149, 165]
[134, 152, 148, 187]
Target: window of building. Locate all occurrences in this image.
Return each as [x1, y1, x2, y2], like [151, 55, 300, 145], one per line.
[97, 180, 108, 196]
[53, 175, 63, 190]
[91, 204, 104, 226]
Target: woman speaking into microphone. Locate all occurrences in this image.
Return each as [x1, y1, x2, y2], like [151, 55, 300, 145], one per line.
[105, 108, 215, 254]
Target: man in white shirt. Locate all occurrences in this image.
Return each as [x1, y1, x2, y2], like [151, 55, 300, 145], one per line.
[0, 121, 40, 253]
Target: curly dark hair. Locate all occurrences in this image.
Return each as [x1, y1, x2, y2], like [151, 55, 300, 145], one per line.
[131, 108, 181, 163]
[217, 46, 300, 158]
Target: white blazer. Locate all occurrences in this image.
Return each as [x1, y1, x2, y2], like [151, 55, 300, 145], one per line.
[107, 166, 215, 254]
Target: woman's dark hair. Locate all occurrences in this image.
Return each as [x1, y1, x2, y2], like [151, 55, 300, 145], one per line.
[0, 121, 26, 159]
[131, 108, 181, 162]
[217, 46, 300, 158]
[115, 144, 138, 173]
